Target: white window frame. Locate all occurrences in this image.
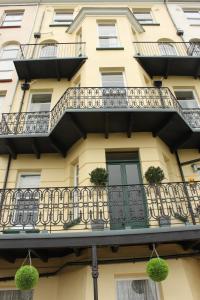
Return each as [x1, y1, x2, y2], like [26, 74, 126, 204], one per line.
[98, 22, 120, 48]
[1, 11, 24, 27]
[174, 89, 200, 109]
[53, 10, 74, 25]
[115, 277, 160, 300]
[133, 11, 154, 24]
[28, 92, 52, 112]
[101, 71, 126, 87]
[184, 10, 200, 25]
[0, 44, 19, 80]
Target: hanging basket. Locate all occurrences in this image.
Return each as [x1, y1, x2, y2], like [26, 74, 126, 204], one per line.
[15, 265, 39, 290]
[146, 258, 169, 282]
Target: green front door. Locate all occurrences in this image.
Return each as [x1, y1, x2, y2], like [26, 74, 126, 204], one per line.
[107, 158, 147, 230]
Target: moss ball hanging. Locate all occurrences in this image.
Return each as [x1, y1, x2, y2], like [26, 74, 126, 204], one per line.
[15, 265, 39, 290]
[146, 258, 169, 282]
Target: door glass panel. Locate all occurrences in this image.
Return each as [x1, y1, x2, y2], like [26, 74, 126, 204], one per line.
[107, 164, 122, 185]
[125, 164, 140, 185]
[27, 93, 51, 134]
[14, 174, 41, 228]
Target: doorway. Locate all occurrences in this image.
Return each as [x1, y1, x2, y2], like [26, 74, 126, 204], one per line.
[106, 152, 147, 230]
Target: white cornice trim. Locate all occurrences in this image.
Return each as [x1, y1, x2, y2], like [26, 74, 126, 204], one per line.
[67, 7, 144, 34]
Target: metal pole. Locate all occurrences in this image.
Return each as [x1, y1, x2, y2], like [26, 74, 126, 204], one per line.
[91, 246, 99, 300]
[175, 151, 196, 225]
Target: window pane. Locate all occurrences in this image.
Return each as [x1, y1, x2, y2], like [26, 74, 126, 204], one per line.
[0, 290, 33, 300]
[0, 60, 14, 71]
[54, 12, 73, 22]
[174, 90, 199, 109]
[185, 11, 200, 19]
[99, 24, 116, 36]
[117, 279, 158, 300]
[2, 12, 23, 26]
[1, 46, 19, 59]
[30, 94, 52, 111]
[134, 12, 153, 23]
[102, 73, 124, 87]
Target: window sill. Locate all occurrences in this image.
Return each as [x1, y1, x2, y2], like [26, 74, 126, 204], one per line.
[49, 23, 72, 27]
[0, 25, 21, 29]
[140, 23, 160, 26]
[190, 24, 200, 27]
[96, 47, 124, 51]
[0, 79, 12, 83]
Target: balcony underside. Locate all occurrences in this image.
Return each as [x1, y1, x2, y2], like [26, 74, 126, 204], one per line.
[0, 110, 199, 157]
[0, 226, 200, 261]
[134, 56, 200, 77]
[14, 57, 87, 80]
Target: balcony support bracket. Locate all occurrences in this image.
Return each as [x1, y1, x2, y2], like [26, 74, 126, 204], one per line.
[172, 131, 193, 152]
[104, 113, 109, 139]
[127, 113, 134, 138]
[68, 113, 87, 139]
[31, 138, 40, 159]
[3, 139, 17, 159]
[49, 136, 66, 158]
[153, 114, 175, 137]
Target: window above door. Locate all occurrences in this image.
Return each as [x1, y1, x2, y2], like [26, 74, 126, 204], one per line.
[29, 93, 52, 112]
[174, 89, 199, 109]
[101, 72, 125, 87]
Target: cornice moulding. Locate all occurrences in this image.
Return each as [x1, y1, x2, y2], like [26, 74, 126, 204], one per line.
[67, 7, 144, 33]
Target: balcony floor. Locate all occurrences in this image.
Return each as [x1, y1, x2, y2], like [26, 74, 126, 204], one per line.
[134, 56, 200, 78]
[0, 226, 200, 260]
[14, 57, 87, 80]
[0, 109, 199, 157]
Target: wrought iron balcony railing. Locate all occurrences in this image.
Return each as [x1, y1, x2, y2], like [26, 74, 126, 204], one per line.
[0, 87, 199, 137]
[0, 182, 199, 233]
[133, 42, 200, 57]
[17, 42, 86, 60]
[133, 42, 200, 77]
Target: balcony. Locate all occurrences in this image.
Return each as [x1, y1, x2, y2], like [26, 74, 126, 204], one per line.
[14, 42, 87, 80]
[133, 42, 200, 77]
[0, 87, 199, 157]
[0, 182, 199, 259]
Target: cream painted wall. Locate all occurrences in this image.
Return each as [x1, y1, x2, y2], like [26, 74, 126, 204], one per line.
[167, 4, 200, 42]
[0, 5, 38, 113]
[0, 133, 183, 189]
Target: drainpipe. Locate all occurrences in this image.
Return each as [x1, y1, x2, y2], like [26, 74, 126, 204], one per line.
[18, 82, 30, 114]
[164, 0, 185, 42]
[91, 246, 99, 300]
[2, 154, 12, 190]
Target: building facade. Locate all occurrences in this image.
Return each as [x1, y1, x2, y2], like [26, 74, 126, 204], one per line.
[0, 0, 199, 299]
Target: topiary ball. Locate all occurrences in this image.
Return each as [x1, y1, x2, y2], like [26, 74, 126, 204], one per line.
[146, 258, 169, 282]
[15, 265, 39, 290]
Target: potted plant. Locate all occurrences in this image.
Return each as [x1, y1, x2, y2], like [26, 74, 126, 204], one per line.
[89, 168, 108, 230]
[15, 265, 39, 290]
[89, 167, 108, 187]
[145, 166, 165, 185]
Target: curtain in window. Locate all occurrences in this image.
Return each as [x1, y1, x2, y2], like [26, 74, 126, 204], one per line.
[117, 279, 158, 300]
[0, 290, 33, 300]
